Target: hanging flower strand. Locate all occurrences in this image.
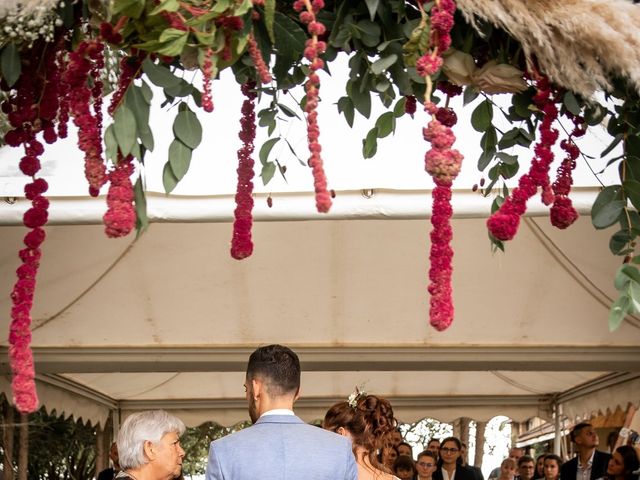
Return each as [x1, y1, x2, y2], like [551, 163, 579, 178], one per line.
[231, 81, 258, 260]
[487, 75, 559, 241]
[293, 0, 332, 213]
[550, 113, 585, 229]
[416, 0, 461, 331]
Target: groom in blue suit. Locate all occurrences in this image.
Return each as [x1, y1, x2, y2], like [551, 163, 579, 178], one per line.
[205, 344, 358, 480]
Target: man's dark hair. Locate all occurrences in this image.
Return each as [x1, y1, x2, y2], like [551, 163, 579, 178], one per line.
[518, 455, 535, 467]
[570, 422, 592, 442]
[246, 344, 300, 396]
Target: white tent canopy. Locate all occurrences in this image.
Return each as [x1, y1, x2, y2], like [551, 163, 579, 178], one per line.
[0, 191, 639, 427]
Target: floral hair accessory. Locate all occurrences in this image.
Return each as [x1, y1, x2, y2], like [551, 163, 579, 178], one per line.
[347, 385, 367, 409]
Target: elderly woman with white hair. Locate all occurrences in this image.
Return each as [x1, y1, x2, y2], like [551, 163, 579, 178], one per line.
[116, 410, 186, 480]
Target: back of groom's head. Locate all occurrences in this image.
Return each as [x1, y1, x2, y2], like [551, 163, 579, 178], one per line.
[247, 344, 301, 397]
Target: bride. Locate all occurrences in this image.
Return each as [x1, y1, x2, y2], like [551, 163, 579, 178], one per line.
[324, 392, 400, 480]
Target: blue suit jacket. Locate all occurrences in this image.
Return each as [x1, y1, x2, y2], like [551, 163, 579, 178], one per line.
[205, 414, 358, 480]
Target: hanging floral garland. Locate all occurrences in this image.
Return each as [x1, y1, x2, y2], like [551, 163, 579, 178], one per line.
[2, 0, 640, 412]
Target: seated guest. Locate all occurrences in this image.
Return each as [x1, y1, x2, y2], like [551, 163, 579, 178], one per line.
[380, 446, 400, 470]
[394, 455, 416, 480]
[427, 439, 441, 459]
[543, 454, 563, 480]
[398, 442, 414, 459]
[324, 393, 398, 480]
[416, 451, 438, 480]
[116, 410, 186, 480]
[460, 442, 484, 480]
[517, 455, 536, 480]
[606, 445, 640, 480]
[433, 437, 478, 480]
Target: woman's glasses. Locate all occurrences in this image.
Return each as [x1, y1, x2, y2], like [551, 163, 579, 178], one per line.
[440, 447, 460, 453]
[418, 462, 436, 468]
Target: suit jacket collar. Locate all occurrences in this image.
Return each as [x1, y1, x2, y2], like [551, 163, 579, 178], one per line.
[254, 414, 305, 425]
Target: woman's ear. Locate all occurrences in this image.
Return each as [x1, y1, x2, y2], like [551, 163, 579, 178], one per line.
[143, 440, 155, 461]
[337, 427, 349, 438]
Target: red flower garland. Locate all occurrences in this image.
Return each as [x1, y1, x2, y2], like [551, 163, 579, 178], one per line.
[247, 33, 272, 84]
[294, 0, 332, 213]
[416, 0, 461, 331]
[62, 39, 108, 197]
[487, 76, 559, 241]
[550, 113, 585, 228]
[231, 82, 258, 259]
[104, 154, 136, 238]
[202, 48, 214, 113]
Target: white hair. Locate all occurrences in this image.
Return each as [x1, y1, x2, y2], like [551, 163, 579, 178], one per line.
[117, 410, 186, 470]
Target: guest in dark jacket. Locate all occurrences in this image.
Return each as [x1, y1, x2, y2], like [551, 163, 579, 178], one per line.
[560, 423, 611, 480]
[433, 437, 479, 480]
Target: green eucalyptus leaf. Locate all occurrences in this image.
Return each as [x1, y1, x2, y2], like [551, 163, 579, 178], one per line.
[601, 133, 624, 158]
[347, 79, 372, 118]
[629, 280, 640, 313]
[259, 137, 280, 166]
[173, 108, 202, 149]
[142, 59, 182, 88]
[264, 0, 276, 43]
[1, 43, 21, 87]
[113, 106, 137, 156]
[609, 294, 630, 332]
[375, 112, 395, 138]
[496, 152, 518, 165]
[156, 33, 189, 57]
[133, 175, 149, 237]
[371, 54, 397, 75]
[149, 0, 179, 15]
[393, 97, 407, 118]
[471, 99, 493, 132]
[104, 125, 118, 163]
[337, 96, 355, 127]
[261, 162, 276, 185]
[615, 264, 640, 290]
[463, 86, 479, 106]
[168, 138, 192, 181]
[163, 162, 179, 194]
[363, 128, 378, 158]
[273, 11, 306, 60]
[563, 91, 581, 116]
[610, 229, 633, 255]
[623, 180, 640, 211]
[277, 103, 299, 119]
[113, 0, 145, 18]
[355, 20, 381, 47]
[592, 185, 624, 229]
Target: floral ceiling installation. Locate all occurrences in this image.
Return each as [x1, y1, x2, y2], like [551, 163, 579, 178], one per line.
[1, 0, 640, 413]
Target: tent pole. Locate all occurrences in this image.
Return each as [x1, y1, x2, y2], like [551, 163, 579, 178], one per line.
[553, 400, 562, 456]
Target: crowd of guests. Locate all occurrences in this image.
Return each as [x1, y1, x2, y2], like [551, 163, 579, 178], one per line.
[96, 344, 640, 480]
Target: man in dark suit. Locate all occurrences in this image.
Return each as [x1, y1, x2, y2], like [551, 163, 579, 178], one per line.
[205, 344, 357, 480]
[560, 422, 611, 480]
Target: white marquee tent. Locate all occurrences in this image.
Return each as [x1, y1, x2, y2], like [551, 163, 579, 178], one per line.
[0, 67, 638, 429]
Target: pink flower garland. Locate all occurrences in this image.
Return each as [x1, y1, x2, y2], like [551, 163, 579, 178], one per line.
[231, 82, 258, 259]
[202, 48, 214, 113]
[104, 154, 136, 238]
[294, 0, 332, 213]
[487, 75, 559, 241]
[11, 133, 48, 414]
[416, 0, 461, 331]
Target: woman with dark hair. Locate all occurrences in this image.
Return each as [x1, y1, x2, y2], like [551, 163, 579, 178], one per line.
[393, 455, 416, 480]
[324, 393, 399, 480]
[542, 454, 563, 480]
[432, 437, 478, 480]
[534, 455, 546, 480]
[606, 445, 640, 480]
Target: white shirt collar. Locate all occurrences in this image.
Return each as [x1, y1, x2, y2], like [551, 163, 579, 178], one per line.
[260, 408, 295, 417]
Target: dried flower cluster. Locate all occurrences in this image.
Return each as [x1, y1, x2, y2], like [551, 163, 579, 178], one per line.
[294, 0, 332, 213]
[0, 1, 62, 46]
[231, 82, 258, 260]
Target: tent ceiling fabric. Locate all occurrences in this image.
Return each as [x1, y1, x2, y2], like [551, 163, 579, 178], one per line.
[1, 202, 639, 427]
